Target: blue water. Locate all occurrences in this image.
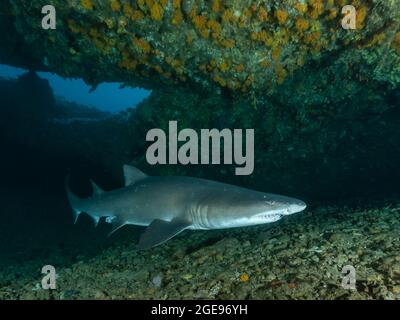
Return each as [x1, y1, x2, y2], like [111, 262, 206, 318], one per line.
[0, 64, 150, 113]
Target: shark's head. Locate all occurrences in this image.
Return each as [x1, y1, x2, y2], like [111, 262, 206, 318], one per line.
[248, 194, 307, 224]
[205, 189, 307, 229]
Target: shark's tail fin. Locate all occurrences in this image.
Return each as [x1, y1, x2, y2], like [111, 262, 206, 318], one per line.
[65, 174, 83, 224]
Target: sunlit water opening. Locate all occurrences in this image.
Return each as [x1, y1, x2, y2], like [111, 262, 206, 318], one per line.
[0, 64, 151, 113]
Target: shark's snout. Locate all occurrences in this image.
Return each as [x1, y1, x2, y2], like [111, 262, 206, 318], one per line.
[287, 200, 307, 215]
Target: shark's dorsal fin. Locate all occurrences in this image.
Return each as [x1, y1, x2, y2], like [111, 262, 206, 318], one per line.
[136, 218, 191, 250]
[90, 179, 104, 196]
[123, 165, 147, 186]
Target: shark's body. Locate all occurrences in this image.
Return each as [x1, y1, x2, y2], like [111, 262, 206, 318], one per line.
[66, 165, 306, 249]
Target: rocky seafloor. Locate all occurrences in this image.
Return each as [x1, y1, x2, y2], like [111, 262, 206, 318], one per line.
[1, 200, 400, 300]
[0, 0, 399, 301]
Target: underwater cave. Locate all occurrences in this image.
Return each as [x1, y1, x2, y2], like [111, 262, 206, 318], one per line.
[0, 0, 400, 301]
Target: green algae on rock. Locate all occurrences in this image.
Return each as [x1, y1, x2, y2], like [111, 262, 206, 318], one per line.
[0, 0, 399, 95]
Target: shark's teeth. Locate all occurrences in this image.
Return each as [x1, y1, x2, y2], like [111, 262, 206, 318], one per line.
[257, 213, 283, 220]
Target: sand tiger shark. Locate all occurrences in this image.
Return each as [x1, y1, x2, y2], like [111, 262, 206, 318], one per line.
[66, 165, 306, 249]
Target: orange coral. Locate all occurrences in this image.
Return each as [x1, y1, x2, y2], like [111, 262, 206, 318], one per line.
[165, 57, 182, 69]
[294, 2, 308, 14]
[258, 6, 268, 22]
[327, 8, 337, 20]
[199, 29, 210, 39]
[171, 0, 182, 24]
[260, 60, 271, 68]
[251, 30, 273, 46]
[218, 60, 229, 72]
[131, 10, 144, 21]
[123, 3, 134, 17]
[213, 74, 227, 87]
[192, 14, 210, 38]
[207, 20, 221, 38]
[119, 51, 137, 71]
[275, 64, 287, 84]
[150, 2, 164, 21]
[295, 18, 309, 32]
[271, 47, 281, 61]
[172, 10, 183, 25]
[308, 0, 324, 20]
[152, 64, 163, 74]
[243, 8, 252, 19]
[395, 32, 400, 45]
[81, 0, 93, 10]
[133, 37, 151, 54]
[250, 31, 258, 41]
[235, 64, 245, 73]
[393, 32, 400, 54]
[192, 14, 207, 30]
[326, 0, 335, 7]
[220, 38, 235, 48]
[362, 32, 386, 48]
[186, 32, 194, 45]
[110, 0, 121, 12]
[227, 80, 240, 90]
[212, 0, 221, 13]
[310, 0, 323, 12]
[356, 5, 368, 28]
[244, 75, 254, 88]
[173, 0, 181, 9]
[221, 9, 235, 24]
[71, 0, 374, 92]
[239, 274, 250, 282]
[275, 9, 288, 24]
[145, 0, 154, 8]
[304, 31, 321, 45]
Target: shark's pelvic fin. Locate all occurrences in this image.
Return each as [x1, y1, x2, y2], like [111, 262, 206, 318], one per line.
[107, 217, 126, 236]
[123, 165, 147, 186]
[136, 218, 191, 250]
[91, 215, 101, 227]
[90, 179, 104, 196]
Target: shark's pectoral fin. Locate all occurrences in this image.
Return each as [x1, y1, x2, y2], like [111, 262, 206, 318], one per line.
[137, 218, 191, 250]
